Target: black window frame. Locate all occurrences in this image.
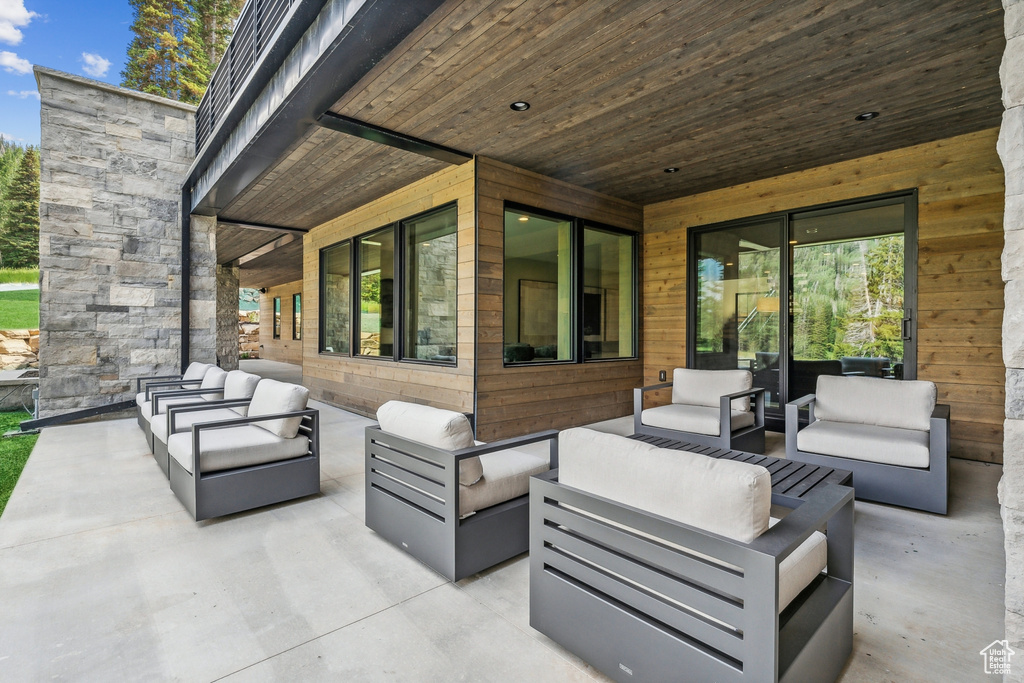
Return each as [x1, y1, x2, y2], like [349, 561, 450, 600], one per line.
[292, 293, 301, 340]
[318, 239, 353, 356]
[502, 201, 639, 367]
[317, 202, 459, 367]
[272, 297, 281, 339]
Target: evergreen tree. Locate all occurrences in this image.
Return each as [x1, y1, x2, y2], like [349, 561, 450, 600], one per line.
[122, 0, 243, 105]
[0, 137, 26, 228]
[0, 148, 40, 269]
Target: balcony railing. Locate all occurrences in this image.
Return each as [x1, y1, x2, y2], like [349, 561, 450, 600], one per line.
[195, 0, 297, 152]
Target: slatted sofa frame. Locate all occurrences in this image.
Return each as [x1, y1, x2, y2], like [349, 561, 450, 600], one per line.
[786, 396, 950, 514]
[168, 408, 320, 521]
[136, 376, 207, 446]
[365, 425, 558, 582]
[634, 381, 767, 453]
[530, 471, 854, 683]
[147, 386, 232, 454]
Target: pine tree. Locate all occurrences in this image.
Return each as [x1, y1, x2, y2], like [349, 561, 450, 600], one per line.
[0, 137, 26, 228]
[122, 0, 243, 105]
[121, 0, 197, 101]
[0, 148, 40, 269]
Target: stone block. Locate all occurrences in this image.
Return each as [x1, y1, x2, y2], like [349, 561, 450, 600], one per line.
[1001, 107, 1024, 198]
[1001, 421, 1024, 510]
[109, 284, 156, 307]
[129, 348, 178, 366]
[104, 122, 142, 140]
[1006, 35, 1024, 109]
[40, 182, 93, 209]
[1006, 280, 1024, 368]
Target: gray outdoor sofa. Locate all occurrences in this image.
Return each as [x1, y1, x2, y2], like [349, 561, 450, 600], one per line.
[634, 368, 766, 453]
[137, 364, 226, 451]
[786, 375, 949, 514]
[365, 400, 558, 581]
[166, 378, 319, 521]
[134, 361, 212, 430]
[151, 369, 262, 477]
[531, 427, 854, 683]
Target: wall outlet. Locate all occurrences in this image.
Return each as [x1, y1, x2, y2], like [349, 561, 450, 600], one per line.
[659, 370, 667, 382]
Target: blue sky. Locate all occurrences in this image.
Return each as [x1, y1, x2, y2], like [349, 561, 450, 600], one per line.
[1, 0, 132, 145]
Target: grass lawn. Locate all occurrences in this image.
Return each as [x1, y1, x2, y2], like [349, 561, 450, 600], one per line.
[0, 289, 39, 329]
[0, 411, 37, 518]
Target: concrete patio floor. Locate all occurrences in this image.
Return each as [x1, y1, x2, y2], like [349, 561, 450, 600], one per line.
[0, 384, 1005, 681]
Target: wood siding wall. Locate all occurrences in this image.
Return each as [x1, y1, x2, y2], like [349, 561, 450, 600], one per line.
[643, 129, 1005, 463]
[475, 157, 644, 441]
[258, 280, 303, 365]
[302, 162, 476, 417]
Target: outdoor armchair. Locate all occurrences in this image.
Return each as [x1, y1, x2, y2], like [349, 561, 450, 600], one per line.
[166, 378, 319, 521]
[634, 367, 766, 453]
[151, 369, 262, 477]
[134, 361, 212, 429]
[365, 400, 558, 581]
[786, 375, 949, 514]
[141, 366, 227, 451]
[530, 428, 854, 683]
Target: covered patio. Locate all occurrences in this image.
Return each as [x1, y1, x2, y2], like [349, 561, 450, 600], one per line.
[0, 400, 1004, 680]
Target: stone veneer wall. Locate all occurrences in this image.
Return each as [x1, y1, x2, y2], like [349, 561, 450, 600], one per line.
[35, 67, 216, 416]
[1000, 1, 1024, 676]
[216, 264, 240, 370]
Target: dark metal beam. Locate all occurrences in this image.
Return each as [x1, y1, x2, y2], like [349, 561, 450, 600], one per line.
[237, 232, 301, 265]
[20, 399, 135, 431]
[316, 111, 472, 165]
[181, 187, 191, 371]
[218, 220, 309, 236]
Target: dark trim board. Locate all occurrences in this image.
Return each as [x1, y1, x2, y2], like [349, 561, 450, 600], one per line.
[317, 112, 472, 165]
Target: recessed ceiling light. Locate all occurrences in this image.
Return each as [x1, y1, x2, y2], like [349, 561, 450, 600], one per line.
[789, 240, 798, 245]
[855, 111, 879, 121]
[518, 215, 529, 222]
[664, 167, 679, 173]
[510, 101, 530, 111]
[725, 262, 734, 266]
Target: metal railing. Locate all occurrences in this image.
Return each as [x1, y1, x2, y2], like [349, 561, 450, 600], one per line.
[195, 0, 296, 151]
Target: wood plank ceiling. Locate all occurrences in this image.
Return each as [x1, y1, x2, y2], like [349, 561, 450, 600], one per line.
[220, 0, 1004, 276]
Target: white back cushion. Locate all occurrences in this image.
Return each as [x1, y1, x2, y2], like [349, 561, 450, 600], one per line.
[376, 401, 481, 486]
[672, 368, 753, 411]
[814, 376, 936, 432]
[182, 362, 212, 380]
[200, 366, 228, 390]
[247, 379, 310, 438]
[559, 428, 771, 543]
[223, 370, 261, 415]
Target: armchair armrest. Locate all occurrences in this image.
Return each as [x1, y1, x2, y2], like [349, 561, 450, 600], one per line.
[451, 429, 560, 468]
[747, 483, 854, 581]
[785, 393, 816, 457]
[930, 403, 951, 463]
[634, 382, 674, 431]
[167, 398, 253, 432]
[152, 387, 224, 413]
[136, 374, 182, 392]
[718, 387, 766, 437]
[144, 378, 202, 400]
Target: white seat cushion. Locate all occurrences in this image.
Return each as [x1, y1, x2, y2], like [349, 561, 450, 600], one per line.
[641, 404, 755, 436]
[459, 449, 550, 516]
[247, 379, 310, 438]
[772, 517, 827, 611]
[144, 395, 212, 424]
[672, 368, 753, 411]
[798, 420, 930, 468]
[135, 391, 146, 407]
[167, 425, 310, 474]
[376, 400, 481, 486]
[152, 407, 247, 445]
[559, 428, 771, 543]
[814, 375, 935, 432]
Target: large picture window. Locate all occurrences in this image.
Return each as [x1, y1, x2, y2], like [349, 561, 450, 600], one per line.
[503, 205, 637, 365]
[320, 241, 351, 354]
[292, 293, 301, 340]
[403, 206, 458, 362]
[318, 203, 459, 365]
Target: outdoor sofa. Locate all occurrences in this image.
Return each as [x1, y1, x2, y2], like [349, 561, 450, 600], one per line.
[634, 368, 766, 453]
[531, 427, 854, 683]
[137, 364, 226, 451]
[150, 369, 261, 477]
[786, 375, 949, 514]
[166, 378, 319, 521]
[134, 361, 212, 430]
[365, 400, 558, 581]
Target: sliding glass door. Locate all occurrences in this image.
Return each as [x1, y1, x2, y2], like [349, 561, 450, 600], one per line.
[689, 193, 916, 427]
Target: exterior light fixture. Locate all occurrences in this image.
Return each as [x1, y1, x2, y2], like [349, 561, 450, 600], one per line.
[510, 101, 530, 111]
[518, 215, 529, 222]
[855, 111, 879, 121]
[789, 240, 798, 245]
[664, 167, 679, 173]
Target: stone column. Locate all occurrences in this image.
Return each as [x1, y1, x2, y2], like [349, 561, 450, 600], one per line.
[35, 68, 196, 416]
[188, 214, 218, 365]
[216, 263, 240, 370]
[999, 2, 1024, 678]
